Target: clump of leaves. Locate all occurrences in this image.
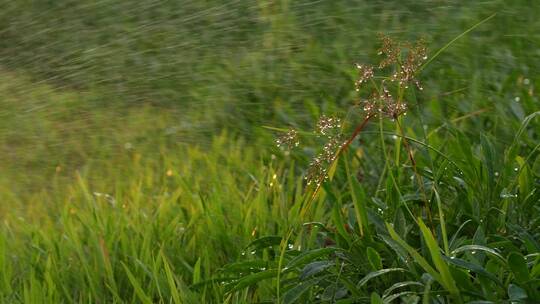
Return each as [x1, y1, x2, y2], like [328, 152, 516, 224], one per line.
[283, 34, 428, 190]
[211, 24, 540, 303]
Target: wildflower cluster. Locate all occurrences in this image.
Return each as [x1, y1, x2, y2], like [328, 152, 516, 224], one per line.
[377, 34, 400, 68]
[276, 129, 299, 150]
[391, 38, 427, 90]
[275, 34, 427, 188]
[306, 116, 344, 186]
[354, 64, 374, 92]
[316, 115, 341, 137]
[357, 34, 427, 119]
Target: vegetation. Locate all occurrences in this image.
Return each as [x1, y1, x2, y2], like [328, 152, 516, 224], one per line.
[0, 1, 539, 303]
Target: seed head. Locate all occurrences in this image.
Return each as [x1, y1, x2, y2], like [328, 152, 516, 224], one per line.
[276, 129, 299, 150]
[355, 64, 374, 91]
[380, 85, 407, 119]
[316, 115, 341, 137]
[377, 34, 400, 68]
[305, 155, 327, 187]
[360, 91, 379, 116]
[391, 38, 428, 90]
[306, 115, 345, 187]
[321, 136, 345, 163]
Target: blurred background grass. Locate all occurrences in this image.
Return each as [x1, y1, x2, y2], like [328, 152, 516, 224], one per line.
[0, 0, 539, 302]
[1, 0, 538, 204]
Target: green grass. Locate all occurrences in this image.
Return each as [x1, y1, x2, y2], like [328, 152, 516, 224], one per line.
[0, 0, 539, 303]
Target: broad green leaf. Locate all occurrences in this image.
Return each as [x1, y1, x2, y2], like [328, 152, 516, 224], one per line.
[386, 223, 442, 283]
[383, 291, 416, 303]
[367, 247, 383, 271]
[283, 276, 325, 304]
[450, 267, 474, 291]
[229, 269, 278, 292]
[451, 245, 506, 264]
[382, 281, 423, 298]
[508, 252, 529, 284]
[190, 277, 237, 290]
[443, 256, 503, 287]
[300, 261, 334, 279]
[357, 268, 405, 288]
[285, 247, 339, 271]
[246, 236, 282, 251]
[370, 292, 384, 304]
[531, 255, 540, 278]
[222, 260, 269, 274]
[508, 284, 528, 301]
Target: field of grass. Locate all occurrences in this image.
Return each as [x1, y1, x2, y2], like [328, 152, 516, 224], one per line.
[0, 0, 539, 303]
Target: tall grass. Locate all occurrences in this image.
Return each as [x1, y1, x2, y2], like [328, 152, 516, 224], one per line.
[0, 0, 539, 303]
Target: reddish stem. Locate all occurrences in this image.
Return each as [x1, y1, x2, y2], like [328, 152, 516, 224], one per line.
[340, 115, 373, 153]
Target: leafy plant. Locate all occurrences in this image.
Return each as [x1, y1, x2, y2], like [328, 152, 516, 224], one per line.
[216, 19, 540, 303]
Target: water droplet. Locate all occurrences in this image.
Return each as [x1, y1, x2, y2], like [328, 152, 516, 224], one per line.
[471, 251, 476, 255]
[514, 167, 519, 172]
[500, 192, 518, 198]
[250, 251, 256, 255]
[514, 96, 520, 102]
[392, 135, 398, 140]
[287, 244, 293, 249]
[272, 174, 277, 180]
[524, 78, 530, 85]
[494, 172, 499, 176]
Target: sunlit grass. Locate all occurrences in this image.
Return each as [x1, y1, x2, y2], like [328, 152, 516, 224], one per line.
[0, 0, 539, 302]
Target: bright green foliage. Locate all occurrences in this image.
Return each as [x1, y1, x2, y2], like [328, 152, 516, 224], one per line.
[1, 0, 540, 303]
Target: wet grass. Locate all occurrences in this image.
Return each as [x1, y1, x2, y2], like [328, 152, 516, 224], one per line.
[0, 0, 539, 302]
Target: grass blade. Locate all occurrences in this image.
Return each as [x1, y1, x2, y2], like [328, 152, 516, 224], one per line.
[417, 219, 460, 301]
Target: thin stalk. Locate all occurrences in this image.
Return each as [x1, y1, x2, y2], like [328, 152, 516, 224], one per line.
[395, 118, 435, 232]
[420, 13, 497, 71]
[276, 229, 294, 303]
[379, 112, 418, 223]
